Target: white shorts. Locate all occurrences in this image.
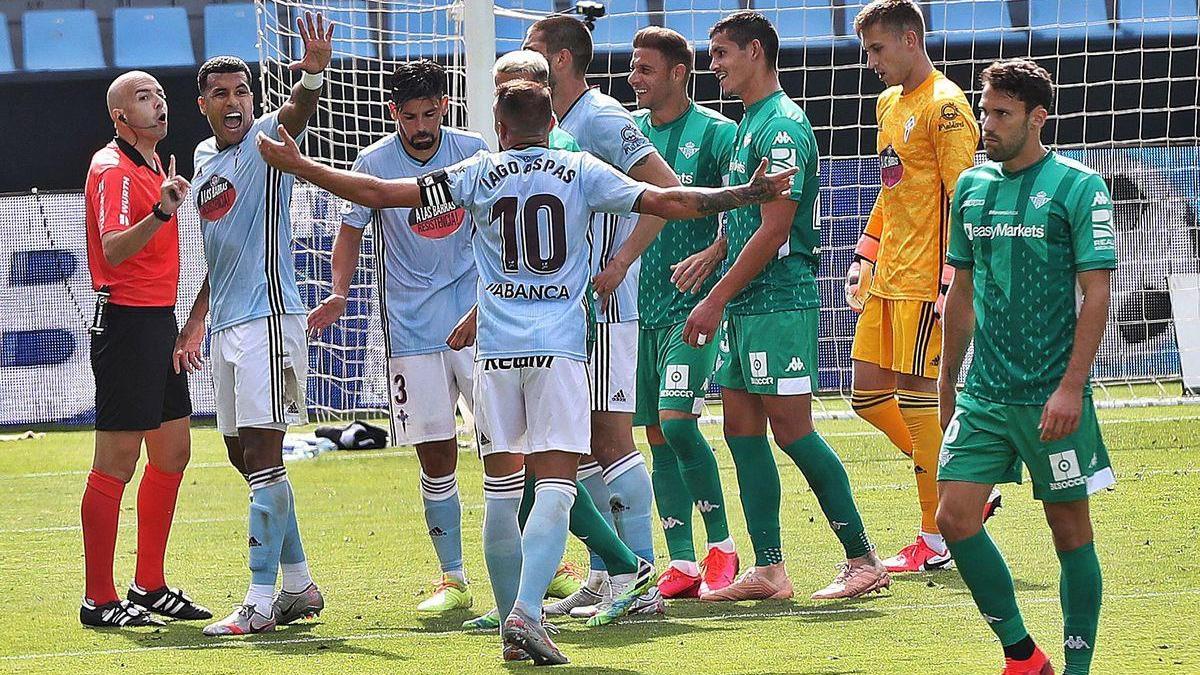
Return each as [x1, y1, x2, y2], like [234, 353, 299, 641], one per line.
[387, 346, 475, 446]
[474, 356, 591, 456]
[590, 320, 638, 413]
[211, 315, 308, 436]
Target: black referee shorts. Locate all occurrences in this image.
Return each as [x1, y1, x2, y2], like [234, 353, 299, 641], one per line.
[90, 304, 192, 432]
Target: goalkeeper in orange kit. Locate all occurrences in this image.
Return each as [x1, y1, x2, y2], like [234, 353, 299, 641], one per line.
[846, 0, 988, 572]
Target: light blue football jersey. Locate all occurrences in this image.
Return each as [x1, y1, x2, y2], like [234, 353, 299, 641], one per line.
[193, 110, 307, 332]
[428, 146, 646, 361]
[557, 88, 658, 323]
[343, 128, 487, 357]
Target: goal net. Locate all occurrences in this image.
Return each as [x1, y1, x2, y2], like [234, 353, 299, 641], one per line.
[255, 0, 1200, 422]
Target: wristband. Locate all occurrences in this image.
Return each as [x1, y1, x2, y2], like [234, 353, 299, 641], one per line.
[152, 202, 172, 222]
[327, 293, 347, 302]
[300, 70, 325, 90]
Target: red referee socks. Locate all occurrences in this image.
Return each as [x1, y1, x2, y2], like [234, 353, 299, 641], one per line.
[82, 469, 125, 606]
[134, 463, 184, 592]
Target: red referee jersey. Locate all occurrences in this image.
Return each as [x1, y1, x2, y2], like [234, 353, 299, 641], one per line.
[84, 137, 180, 307]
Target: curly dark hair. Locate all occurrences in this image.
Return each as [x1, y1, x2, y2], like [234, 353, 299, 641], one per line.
[197, 55, 252, 93]
[981, 59, 1055, 112]
[389, 59, 447, 106]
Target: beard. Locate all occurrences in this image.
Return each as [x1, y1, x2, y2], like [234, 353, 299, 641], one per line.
[408, 132, 436, 150]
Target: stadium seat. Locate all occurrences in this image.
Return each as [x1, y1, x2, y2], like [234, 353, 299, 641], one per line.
[1030, 0, 1114, 42]
[113, 7, 194, 68]
[205, 3, 260, 62]
[1118, 0, 1200, 39]
[387, 3, 456, 60]
[293, 1, 376, 60]
[495, 0, 554, 53]
[22, 9, 105, 71]
[663, 0, 744, 46]
[0, 15, 14, 73]
[925, 0, 1014, 46]
[590, 0, 649, 52]
[755, 1, 842, 50]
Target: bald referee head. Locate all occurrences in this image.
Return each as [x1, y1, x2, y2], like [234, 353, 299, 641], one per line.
[107, 70, 170, 147]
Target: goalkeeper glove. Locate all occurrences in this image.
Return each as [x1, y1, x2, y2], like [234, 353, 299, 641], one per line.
[934, 263, 954, 321]
[845, 234, 879, 313]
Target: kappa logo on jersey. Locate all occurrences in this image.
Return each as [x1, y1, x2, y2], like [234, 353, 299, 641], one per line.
[1049, 449, 1085, 490]
[1092, 190, 1110, 207]
[408, 201, 466, 239]
[679, 141, 700, 159]
[880, 145, 903, 188]
[903, 115, 917, 143]
[621, 124, 651, 155]
[661, 516, 686, 529]
[695, 500, 721, 513]
[785, 357, 805, 372]
[196, 175, 237, 221]
[772, 130, 793, 145]
[1029, 190, 1051, 209]
[1064, 636, 1091, 650]
[937, 102, 967, 133]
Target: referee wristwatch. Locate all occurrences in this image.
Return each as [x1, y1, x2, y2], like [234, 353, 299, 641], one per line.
[152, 202, 172, 222]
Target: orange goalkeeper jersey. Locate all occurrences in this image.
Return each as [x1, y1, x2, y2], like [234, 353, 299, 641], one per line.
[866, 69, 978, 301]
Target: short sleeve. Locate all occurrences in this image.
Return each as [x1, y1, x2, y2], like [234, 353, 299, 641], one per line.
[589, 107, 657, 173]
[432, 150, 488, 211]
[341, 153, 374, 230]
[946, 174, 974, 269]
[755, 117, 813, 202]
[712, 120, 738, 185]
[251, 110, 307, 144]
[1068, 173, 1118, 272]
[97, 168, 134, 236]
[580, 153, 645, 215]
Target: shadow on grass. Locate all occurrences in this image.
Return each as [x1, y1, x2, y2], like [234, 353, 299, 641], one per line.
[112, 621, 406, 661]
[888, 571, 1051, 594]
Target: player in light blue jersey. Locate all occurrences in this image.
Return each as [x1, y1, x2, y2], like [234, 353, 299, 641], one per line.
[175, 12, 332, 637]
[305, 60, 486, 614]
[258, 79, 796, 665]
[525, 16, 684, 610]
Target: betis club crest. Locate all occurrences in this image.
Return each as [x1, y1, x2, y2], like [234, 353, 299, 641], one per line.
[880, 144, 904, 188]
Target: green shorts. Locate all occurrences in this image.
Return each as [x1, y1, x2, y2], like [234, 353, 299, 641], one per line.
[633, 322, 721, 426]
[939, 392, 1115, 503]
[714, 308, 818, 396]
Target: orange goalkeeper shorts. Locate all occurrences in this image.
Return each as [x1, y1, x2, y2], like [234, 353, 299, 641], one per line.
[851, 294, 941, 379]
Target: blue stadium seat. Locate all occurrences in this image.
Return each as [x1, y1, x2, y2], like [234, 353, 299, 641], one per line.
[663, 0, 744, 46]
[22, 9, 105, 71]
[926, 0, 1013, 46]
[113, 7, 194, 68]
[387, 3, 455, 60]
[0, 14, 14, 73]
[495, 0, 554, 53]
[205, 3, 260, 61]
[754, 1, 841, 49]
[1118, 0, 1200, 39]
[293, 1, 376, 60]
[1030, 0, 1114, 42]
[590, 0, 649, 52]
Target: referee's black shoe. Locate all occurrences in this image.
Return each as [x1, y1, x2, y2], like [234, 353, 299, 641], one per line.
[128, 583, 213, 620]
[80, 598, 165, 628]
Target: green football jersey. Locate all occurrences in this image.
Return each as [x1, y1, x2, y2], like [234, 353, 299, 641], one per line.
[724, 90, 821, 315]
[947, 151, 1117, 405]
[633, 102, 737, 328]
[549, 124, 580, 151]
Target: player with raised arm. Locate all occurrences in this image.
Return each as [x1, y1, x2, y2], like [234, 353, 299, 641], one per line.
[684, 11, 889, 602]
[937, 59, 1115, 675]
[523, 14, 691, 615]
[627, 26, 740, 599]
[306, 59, 487, 614]
[174, 12, 332, 636]
[848, 0, 985, 574]
[257, 79, 795, 665]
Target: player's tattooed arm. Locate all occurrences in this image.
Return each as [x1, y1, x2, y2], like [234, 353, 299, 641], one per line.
[258, 126, 422, 208]
[277, 11, 334, 137]
[636, 158, 796, 221]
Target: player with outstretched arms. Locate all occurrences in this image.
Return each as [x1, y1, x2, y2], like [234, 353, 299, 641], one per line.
[256, 79, 796, 665]
[683, 11, 890, 602]
[937, 59, 1115, 675]
[306, 59, 488, 614]
[627, 26, 742, 600]
[175, 12, 332, 636]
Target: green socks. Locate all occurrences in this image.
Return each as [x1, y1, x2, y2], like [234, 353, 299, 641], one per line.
[780, 432, 871, 559]
[725, 435, 782, 566]
[1058, 542, 1102, 675]
[649, 442, 696, 562]
[518, 472, 639, 576]
[946, 528, 1030, 647]
[661, 418, 732, 544]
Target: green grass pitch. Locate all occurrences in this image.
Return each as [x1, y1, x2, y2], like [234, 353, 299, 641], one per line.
[1, 403, 1197, 673]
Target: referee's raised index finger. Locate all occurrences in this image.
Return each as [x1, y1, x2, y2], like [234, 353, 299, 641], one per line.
[168, 154, 175, 178]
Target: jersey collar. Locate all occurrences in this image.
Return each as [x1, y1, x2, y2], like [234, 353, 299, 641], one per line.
[1000, 149, 1054, 178]
[558, 87, 595, 126]
[394, 128, 445, 167]
[744, 89, 786, 116]
[114, 136, 160, 174]
[650, 101, 696, 131]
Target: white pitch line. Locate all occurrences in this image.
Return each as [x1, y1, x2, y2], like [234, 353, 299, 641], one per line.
[2, 588, 1196, 662]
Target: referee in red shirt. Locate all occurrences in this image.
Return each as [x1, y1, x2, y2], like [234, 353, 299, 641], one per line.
[79, 71, 211, 627]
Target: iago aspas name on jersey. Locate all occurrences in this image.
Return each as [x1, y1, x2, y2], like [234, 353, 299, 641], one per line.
[477, 155, 578, 191]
